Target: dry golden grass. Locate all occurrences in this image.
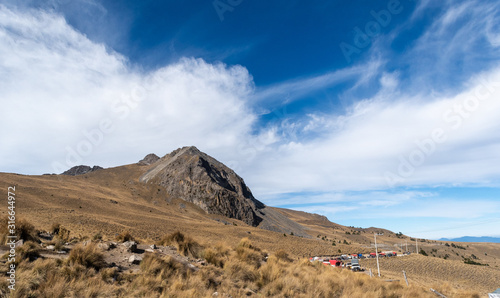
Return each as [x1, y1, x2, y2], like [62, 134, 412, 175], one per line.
[0, 167, 497, 295]
[67, 243, 106, 270]
[115, 230, 135, 242]
[0, 216, 38, 245]
[0, 224, 458, 298]
[361, 255, 499, 296]
[158, 231, 204, 258]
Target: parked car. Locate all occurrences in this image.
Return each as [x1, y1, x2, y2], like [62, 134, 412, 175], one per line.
[350, 259, 362, 272]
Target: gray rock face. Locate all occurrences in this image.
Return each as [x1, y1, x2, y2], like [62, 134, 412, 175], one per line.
[128, 255, 142, 264]
[140, 146, 265, 226]
[122, 241, 138, 253]
[138, 153, 160, 165]
[62, 165, 103, 176]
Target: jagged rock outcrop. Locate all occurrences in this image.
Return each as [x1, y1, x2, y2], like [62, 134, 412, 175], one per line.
[62, 165, 103, 176]
[140, 146, 265, 226]
[138, 153, 160, 165]
[139, 146, 310, 237]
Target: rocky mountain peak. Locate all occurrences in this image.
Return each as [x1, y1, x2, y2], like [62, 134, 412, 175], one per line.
[138, 153, 160, 165]
[140, 146, 264, 226]
[62, 165, 103, 176]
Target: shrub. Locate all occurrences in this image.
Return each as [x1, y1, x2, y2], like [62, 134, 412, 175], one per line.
[463, 257, 488, 266]
[451, 243, 466, 250]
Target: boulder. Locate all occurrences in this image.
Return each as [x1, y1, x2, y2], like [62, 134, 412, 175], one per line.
[97, 242, 110, 251]
[128, 255, 142, 264]
[122, 241, 138, 252]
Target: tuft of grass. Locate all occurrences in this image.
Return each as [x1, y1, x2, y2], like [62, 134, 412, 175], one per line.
[203, 248, 224, 267]
[51, 223, 61, 235]
[140, 253, 187, 280]
[67, 243, 106, 270]
[275, 249, 292, 262]
[224, 258, 258, 283]
[235, 238, 265, 268]
[14, 241, 41, 264]
[116, 230, 135, 242]
[0, 217, 38, 244]
[92, 232, 103, 241]
[55, 225, 71, 243]
[158, 231, 203, 258]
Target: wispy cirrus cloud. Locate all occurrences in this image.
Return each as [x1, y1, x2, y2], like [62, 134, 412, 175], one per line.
[252, 59, 383, 106]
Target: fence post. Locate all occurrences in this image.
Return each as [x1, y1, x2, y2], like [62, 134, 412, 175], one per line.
[430, 288, 447, 298]
[402, 270, 409, 286]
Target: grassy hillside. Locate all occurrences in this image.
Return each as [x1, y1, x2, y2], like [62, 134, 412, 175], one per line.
[0, 166, 498, 296]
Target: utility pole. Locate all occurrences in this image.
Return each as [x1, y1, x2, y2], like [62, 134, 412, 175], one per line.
[374, 233, 383, 277]
[405, 241, 408, 253]
[416, 238, 418, 254]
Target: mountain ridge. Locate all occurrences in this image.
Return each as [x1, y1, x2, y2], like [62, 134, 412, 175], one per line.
[439, 236, 500, 243]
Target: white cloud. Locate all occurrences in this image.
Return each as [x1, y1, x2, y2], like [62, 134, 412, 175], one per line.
[2, 3, 500, 238]
[0, 5, 256, 174]
[252, 59, 383, 106]
[241, 66, 500, 197]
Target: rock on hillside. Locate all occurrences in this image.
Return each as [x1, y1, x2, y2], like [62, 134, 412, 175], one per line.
[139, 146, 310, 237]
[140, 146, 265, 226]
[62, 165, 103, 176]
[138, 153, 160, 165]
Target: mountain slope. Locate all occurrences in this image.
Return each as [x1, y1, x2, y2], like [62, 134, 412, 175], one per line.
[139, 146, 310, 237]
[0, 155, 499, 294]
[140, 146, 265, 226]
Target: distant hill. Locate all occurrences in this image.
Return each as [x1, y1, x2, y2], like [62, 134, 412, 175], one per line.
[62, 165, 103, 176]
[439, 236, 500, 243]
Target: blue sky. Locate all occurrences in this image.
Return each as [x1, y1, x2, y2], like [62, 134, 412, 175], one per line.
[1, 0, 500, 239]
